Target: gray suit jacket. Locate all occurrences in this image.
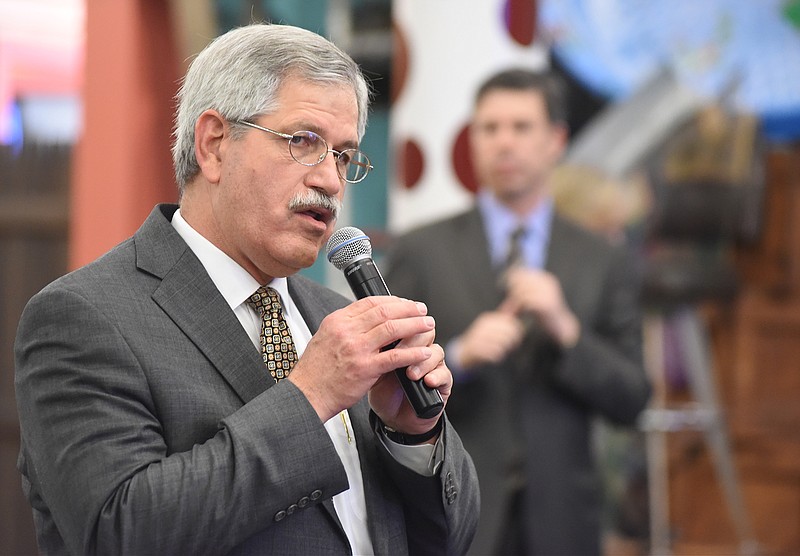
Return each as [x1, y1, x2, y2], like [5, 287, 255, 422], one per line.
[15, 204, 479, 556]
[385, 207, 651, 556]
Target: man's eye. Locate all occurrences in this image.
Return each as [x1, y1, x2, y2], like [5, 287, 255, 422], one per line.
[337, 151, 352, 166]
[291, 132, 321, 149]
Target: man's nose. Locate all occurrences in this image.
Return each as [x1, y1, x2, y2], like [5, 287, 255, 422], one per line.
[307, 153, 343, 196]
[494, 127, 517, 147]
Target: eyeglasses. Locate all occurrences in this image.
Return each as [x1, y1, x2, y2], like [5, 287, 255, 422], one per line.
[235, 120, 373, 183]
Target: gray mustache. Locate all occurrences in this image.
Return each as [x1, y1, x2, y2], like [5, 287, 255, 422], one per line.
[288, 189, 341, 220]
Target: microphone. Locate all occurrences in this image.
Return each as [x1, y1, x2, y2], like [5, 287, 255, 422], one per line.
[326, 227, 444, 420]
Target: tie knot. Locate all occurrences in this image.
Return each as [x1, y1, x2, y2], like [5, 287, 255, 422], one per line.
[510, 226, 527, 243]
[248, 286, 282, 316]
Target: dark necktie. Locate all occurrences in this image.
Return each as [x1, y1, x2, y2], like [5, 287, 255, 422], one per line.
[248, 286, 297, 381]
[498, 226, 527, 289]
[504, 225, 527, 270]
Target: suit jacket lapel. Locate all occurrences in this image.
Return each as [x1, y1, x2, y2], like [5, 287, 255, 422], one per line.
[545, 215, 585, 303]
[456, 208, 505, 306]
[135, 205, 271, 405]
[287, 275, 336, 334]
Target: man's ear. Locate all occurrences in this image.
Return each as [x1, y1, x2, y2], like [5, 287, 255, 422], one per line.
[194, 110, 227, 184]
[549, 122, 569, 162]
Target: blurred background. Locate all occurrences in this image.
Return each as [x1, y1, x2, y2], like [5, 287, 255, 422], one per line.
[2, 1, 800, 554]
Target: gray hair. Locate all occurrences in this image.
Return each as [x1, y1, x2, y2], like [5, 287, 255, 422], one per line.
[172, 24, 371, 192]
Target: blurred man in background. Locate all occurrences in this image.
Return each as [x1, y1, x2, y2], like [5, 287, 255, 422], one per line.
[386, 68, 651, 556]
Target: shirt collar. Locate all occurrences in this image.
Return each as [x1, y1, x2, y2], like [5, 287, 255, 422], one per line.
[170, 208, 288, 309]
[477, 190, 554, 266]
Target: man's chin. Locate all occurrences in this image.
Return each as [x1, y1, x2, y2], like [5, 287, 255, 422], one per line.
[495, 183, 530, 201]
[293, 245, 324, 272]
[258, 246, 320, 280]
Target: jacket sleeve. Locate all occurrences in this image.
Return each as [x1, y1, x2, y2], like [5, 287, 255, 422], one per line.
[547, 245, 652, 425]
[369, 412, 480, 556]
[15, 285, 350, 555]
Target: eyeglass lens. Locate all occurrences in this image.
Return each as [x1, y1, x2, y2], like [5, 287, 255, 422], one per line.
[288, 131, 370, 183]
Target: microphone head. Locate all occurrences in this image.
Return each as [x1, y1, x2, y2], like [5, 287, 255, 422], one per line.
[326, 226, 372, 270]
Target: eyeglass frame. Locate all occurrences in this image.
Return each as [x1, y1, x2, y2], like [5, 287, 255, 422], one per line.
[233, 119, 373, 183]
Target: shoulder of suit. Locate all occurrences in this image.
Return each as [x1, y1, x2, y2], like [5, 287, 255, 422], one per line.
[38, 204, 179, 299]
[391, 208, 478, 244]
[288, 274, 350, 309]
[552, 213, 620, 253]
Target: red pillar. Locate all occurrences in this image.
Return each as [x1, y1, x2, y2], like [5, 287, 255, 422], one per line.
[70, 0, 181, 269]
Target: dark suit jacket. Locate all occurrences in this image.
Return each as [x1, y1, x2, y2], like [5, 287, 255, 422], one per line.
[15, 204, 479, 556]
[385, 207, 651, 556]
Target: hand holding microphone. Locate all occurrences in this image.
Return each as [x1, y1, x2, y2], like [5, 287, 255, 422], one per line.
[326, 227, 445, 420]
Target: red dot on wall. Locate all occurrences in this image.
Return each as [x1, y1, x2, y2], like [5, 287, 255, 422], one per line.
[398, 138, 424, 190]
[503, 0, 538, 46]
[452, 124, 479, 194]
[390, 22, 410, 106]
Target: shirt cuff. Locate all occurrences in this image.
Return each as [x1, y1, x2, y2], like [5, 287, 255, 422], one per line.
[376, 428, 445, 476]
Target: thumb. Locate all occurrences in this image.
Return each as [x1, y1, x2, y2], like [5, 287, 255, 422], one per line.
[498, 297, 520, 316]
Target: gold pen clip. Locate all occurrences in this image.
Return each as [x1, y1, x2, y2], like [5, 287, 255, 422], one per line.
[340, 411, 352, 444]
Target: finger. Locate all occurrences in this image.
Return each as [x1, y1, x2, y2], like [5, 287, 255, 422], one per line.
[366, 311, 436, 353]
[421, 359, 453, 396]
[395, 326, 436, 349]
[349, 296, 428, 320]
[498, 296, 523, 316]
[376, 344, 435, 378]
[353, 298, 429, 337]
[405, 342, 443, 380]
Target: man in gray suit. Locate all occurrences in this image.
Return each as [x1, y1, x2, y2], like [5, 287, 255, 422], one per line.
[15, 24, 478, 555]
[385, 69, 651, 555]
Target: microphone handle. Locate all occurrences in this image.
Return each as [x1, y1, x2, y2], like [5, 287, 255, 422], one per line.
[343, 258, 444, 419]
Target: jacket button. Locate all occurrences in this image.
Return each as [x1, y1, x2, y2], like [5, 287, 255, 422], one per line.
[274, 510, 287, 522]
[287, 504, 298, 515]
[298, 496, 310, 508]
[310, 489, 323, 500]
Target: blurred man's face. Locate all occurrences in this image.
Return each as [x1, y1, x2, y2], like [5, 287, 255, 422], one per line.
[211, 77, 358, 282]
[470, 89, 566, 208]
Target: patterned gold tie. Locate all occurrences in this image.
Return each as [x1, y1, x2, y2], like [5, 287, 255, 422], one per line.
[248, 286, 297, 381]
